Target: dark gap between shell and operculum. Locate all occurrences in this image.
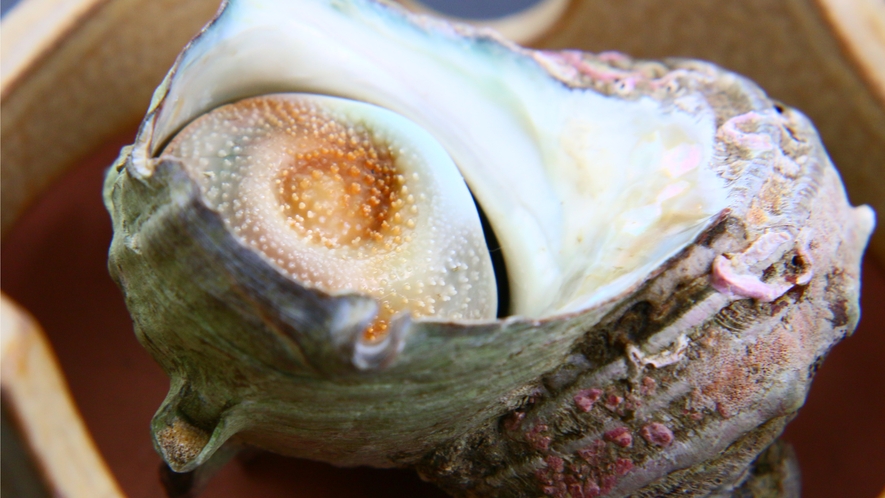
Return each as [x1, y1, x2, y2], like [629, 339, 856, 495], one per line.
[473, 194, 511, 318]
[160, 93, 499, 342]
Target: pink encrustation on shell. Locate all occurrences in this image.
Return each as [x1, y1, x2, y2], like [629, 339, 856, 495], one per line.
[102, 0, 873, 496]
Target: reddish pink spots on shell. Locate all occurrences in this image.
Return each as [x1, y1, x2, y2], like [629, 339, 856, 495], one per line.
[557, 51, 635, 83]
[683, 408, 705, 421]
[537, 458, 567, 497]
[504, 411, 525, 431]
[568, 483, 584, 497]
[614, 458, 634, 476]
[716, 401, 734, 418]
[604, 394, 623, 411]
[583, 480, 601, 498]
[527, 424, 552, 451]
[577, 449, 596, 465]
[691, 412, 704, 421]
[577, 439, 606, 464]
[640, 376, 657, 396]
[710, 253, 792, 302]
[576, 449, 595, 465]
[573, 388, 603, 412]
[545, 455, 565, 473]
[718, 111, 776, 151]
[604, 427, 633, 447]
[623, 394, 642, 411]
[600, 475, 617, 494]
[597, 51, 630, 63]
[542, 485, 561, 497]
[641, 422, 674, 447]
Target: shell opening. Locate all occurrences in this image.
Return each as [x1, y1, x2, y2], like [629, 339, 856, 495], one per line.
[162, 94, 498, 341]
[146, 0, 733, 323]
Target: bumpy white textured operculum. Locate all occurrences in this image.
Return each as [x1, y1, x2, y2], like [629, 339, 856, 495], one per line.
[162, 94, 497, 338]
[149, 0, 729, 318]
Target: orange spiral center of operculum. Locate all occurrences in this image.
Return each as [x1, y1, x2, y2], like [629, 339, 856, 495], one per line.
[263, 100, 419, 342]
[273, 133, 412, 254]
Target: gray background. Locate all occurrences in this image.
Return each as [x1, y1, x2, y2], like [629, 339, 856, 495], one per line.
[0, 0, 544, 19]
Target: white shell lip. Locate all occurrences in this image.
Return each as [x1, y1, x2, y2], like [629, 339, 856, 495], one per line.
[135, 0, 731, 320]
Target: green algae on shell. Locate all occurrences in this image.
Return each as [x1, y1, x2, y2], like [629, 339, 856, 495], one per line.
[103, 0, 874, 495]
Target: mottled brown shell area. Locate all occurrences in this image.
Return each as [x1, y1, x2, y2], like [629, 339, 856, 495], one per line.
[410, 53, 867, 497]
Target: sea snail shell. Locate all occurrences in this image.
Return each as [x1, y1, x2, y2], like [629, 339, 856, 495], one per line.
[103, 0, 874, 495]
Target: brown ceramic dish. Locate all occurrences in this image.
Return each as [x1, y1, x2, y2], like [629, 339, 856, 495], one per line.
[2, 0, 884, 496]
